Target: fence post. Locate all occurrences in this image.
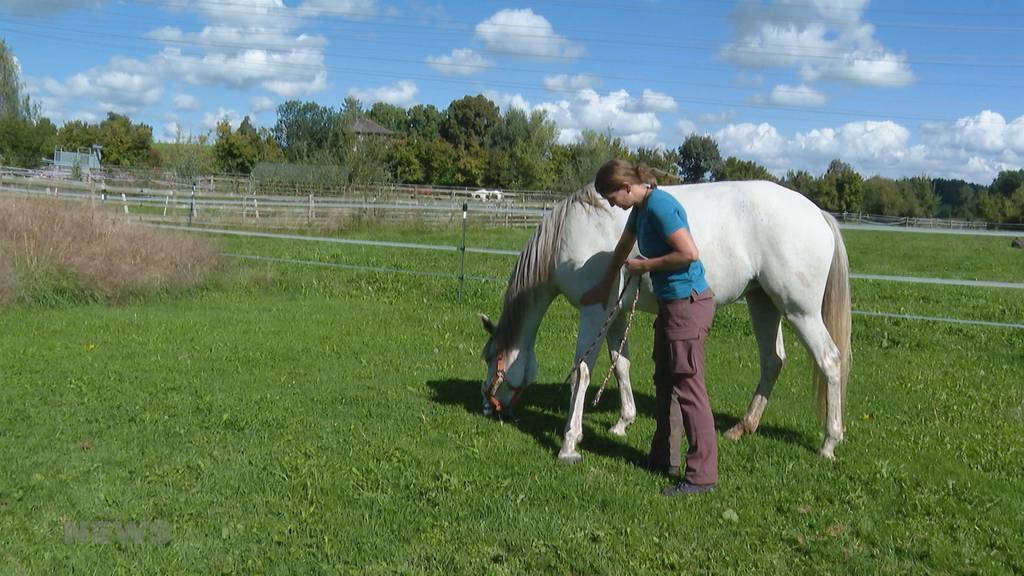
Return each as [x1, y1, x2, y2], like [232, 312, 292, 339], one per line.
[457, 202, 467, 303]
[189, 182, 196, 226]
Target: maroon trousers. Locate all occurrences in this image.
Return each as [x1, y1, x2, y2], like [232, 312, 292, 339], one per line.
[648, 289, 717, 486]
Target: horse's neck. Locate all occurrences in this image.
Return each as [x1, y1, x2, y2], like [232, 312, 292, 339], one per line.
[500, 284, 557, 352]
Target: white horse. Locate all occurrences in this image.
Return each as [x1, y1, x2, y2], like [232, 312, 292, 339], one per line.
[479, 181, 851, 461]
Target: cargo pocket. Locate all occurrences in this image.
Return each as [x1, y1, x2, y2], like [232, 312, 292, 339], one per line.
[658, 299, 701, 375]
[667, 336, 699, 375]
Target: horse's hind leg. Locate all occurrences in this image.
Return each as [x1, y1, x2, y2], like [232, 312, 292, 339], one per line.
[605, 314, 636, 437]
[725, 289, 786, 442]
[787, 312, 844, 459]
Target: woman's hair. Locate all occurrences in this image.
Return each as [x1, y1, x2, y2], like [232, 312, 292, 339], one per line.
[593, 159, 658, 196]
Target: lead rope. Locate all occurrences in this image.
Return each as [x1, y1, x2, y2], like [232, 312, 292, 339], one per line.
[561, 274, 642, 399]
[591, 283, 641, 407]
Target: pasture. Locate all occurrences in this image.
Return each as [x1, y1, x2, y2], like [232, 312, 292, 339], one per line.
[1, 223, 1022, 574]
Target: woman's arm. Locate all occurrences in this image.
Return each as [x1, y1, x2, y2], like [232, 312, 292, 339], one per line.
[581, 229, 637, 306]
[624, 228, 699, 275]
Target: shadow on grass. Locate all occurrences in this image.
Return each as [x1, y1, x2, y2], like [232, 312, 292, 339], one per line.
[426, 378, 651, 467]
[711, 412, 815, 451]
[426, 378, 814, 468]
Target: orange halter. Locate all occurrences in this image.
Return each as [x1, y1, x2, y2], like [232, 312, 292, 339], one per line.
[485, 350, 526, 414]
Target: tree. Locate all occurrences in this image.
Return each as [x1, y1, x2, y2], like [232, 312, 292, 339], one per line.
[676, 134, 721, 183]
[96, 112, 154, 167]
[417, 139, 458, 185]
[486, 107, 557, 189]
[990, 169, 1024, 198]
[214, 117, 260, 174]
[0, 39, 35, 121]
[549, 130, 630, 193]
[633, 147, 681, 184]
[975, 191, 1007, 222]
[783, 169, 817, 198]
[161, 129, 214, 183]
[273, 100, 338, 162]
[1007, 186, 1024, 223]
[442, 95, 500, 151]
[406, 104, 443, 141]
[0, 115, 56, 167]
[713, 157, 774, 182]
[368, 102, 408, 134]
[388, 140, 424, 184]
[817, 159, 863, 213]
[0, 41, 57, 167]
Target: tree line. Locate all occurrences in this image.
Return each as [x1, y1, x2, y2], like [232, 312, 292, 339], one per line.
[2, 39, 1022, 223]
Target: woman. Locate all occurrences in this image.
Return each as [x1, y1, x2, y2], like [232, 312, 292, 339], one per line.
[581, 159, 717, 496]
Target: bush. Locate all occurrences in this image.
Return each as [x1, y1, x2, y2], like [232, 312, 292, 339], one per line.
[0, 196, 220, 305]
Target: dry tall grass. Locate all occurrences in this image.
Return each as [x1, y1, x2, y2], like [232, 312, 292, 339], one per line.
[0, 196, 219, 304]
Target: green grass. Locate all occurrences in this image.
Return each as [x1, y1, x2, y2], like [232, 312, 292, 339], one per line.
[1, 227, 1022, 574]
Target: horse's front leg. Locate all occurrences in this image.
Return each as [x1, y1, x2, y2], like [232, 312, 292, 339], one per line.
[606, 315, 636, 437]
[557, 361, 590, 463]
[558, 307, 604, 463]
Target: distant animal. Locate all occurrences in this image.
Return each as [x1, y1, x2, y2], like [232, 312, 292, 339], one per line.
[1012, 237, 1023, 249]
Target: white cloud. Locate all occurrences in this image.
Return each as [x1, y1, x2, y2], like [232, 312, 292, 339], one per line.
[712, 112, 1023, 184]
[722, 0, 913, 87]
[637, 89, 677, 113]
[145, 5, 331, 97]
[677, 119, 699, 138]
[425, 49, 492, 76]
[157, 46, 326, 97]
[348, 80, 418, 107]
[250, 96, 275, 114]
[173, 93, 200, 111]
[716, 122, 788, 163]
[203, 107, 242, 130]
[485, 87, 666, 147]
[475, 9, 583, 59]
[922, 110, 1014, 154]
[543, 74, 596, 93]
[483, 91, 533, 114]
[766, 83, 826, 107]
[296, 0, 377, 20]
[41, 56, 162, 115]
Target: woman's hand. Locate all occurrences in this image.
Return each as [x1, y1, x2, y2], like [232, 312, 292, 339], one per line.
[624, 257, 649, 275]
[581, 281, 611, 307]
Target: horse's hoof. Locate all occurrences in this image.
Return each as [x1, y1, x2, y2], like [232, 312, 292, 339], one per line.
[558, 452, 583, 464]
[723, 424, 745, 442]
[817, 438, 839, 460]
[608, 422, 630, 437]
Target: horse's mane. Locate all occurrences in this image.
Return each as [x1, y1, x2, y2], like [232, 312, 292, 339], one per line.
[493, 184, 608, 349]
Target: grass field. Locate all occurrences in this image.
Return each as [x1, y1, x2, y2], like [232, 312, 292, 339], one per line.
[1, 223, 1023, 574]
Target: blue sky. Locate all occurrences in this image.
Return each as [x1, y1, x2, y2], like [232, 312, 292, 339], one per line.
[2, 0, 1022, 184]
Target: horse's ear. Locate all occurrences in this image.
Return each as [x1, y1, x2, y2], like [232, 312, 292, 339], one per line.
[478, 313, 495, 335]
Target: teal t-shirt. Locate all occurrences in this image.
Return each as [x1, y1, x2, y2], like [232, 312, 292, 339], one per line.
[625, 187, 709, 301]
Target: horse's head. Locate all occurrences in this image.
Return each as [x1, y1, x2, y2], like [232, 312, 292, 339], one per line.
[478, 313, 536, 418]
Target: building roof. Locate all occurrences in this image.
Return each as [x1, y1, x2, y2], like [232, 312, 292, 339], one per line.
[350, 117, 394, 136]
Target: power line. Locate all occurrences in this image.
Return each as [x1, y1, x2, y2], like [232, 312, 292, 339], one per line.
[4, 22, 1022, 126]
[136, 0, 1024, 34]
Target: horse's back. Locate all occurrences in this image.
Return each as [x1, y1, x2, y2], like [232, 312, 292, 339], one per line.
[662, 181, 835, 305]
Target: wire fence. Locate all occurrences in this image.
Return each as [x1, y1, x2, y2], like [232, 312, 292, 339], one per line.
[2, 172, 1022, 329]
[4, 166, 1024, 233]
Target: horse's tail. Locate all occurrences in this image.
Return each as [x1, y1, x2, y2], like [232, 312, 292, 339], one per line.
[814, 211, 851, 423]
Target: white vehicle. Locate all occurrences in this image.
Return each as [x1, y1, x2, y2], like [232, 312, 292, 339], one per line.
[471, 189, 504, 201]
